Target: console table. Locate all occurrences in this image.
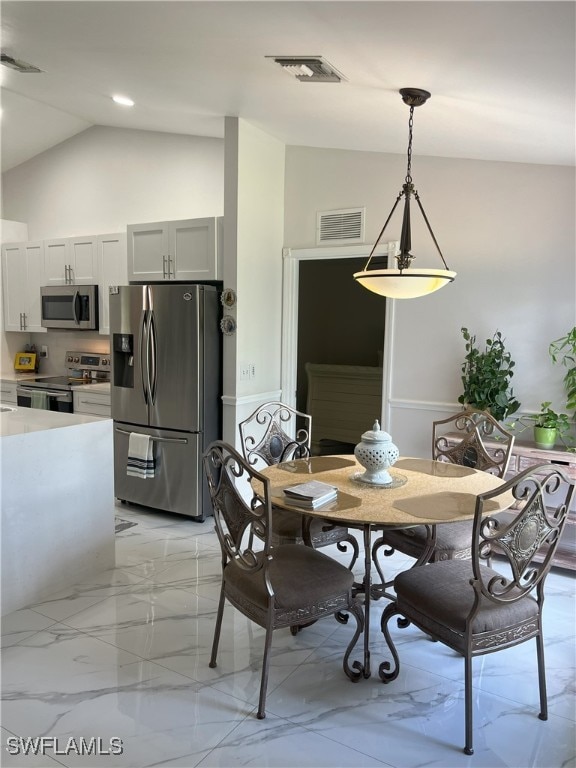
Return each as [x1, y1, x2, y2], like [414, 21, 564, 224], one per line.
[507, 439, 575, 570]
[446, 433, 575, 570]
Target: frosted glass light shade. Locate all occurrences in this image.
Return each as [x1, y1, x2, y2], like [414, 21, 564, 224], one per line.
[353, 268, 457, 299]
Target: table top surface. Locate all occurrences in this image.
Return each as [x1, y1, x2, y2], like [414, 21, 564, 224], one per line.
[261, 455, 512, 527]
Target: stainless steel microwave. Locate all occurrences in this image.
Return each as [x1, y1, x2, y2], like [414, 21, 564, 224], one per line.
[40, 285, 99, 330]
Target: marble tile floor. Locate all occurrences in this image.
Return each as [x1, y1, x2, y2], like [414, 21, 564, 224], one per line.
[1, 502, 575, 768]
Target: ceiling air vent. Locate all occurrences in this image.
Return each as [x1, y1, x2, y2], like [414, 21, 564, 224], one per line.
[268, 56, 346, 83]
[317, 208, 365, 246]
[1, 53, 43, 73]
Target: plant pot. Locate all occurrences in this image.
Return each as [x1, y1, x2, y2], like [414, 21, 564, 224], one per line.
[533, 426, 557, 449]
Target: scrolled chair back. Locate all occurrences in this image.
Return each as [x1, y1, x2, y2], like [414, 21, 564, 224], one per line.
[472, 465, 574, 605]
[433, 408, 515, 478]
[239, 401, 311, 467]
[203, 440, 273, 569]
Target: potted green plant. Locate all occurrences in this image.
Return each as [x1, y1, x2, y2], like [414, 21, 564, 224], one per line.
[514, 401, 572, 449]
[548, 327, 576, 414]
[458, 327, 520, 422]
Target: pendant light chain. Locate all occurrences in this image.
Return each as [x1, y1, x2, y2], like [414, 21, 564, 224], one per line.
[405, 106, 414, 184]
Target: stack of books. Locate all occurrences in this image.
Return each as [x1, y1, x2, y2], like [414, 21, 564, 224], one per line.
[282, 480, 338, 509]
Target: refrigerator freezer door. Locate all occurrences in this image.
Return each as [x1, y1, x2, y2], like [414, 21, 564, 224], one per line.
[147, 284, 203, 432]
[110, 286, 149, 427]
[113, 422, 207, 519]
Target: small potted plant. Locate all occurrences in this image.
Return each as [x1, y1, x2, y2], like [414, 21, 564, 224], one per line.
[514, 401, 572, 449]
[548, 327, 576, 415]
[458, 327, 520, 422]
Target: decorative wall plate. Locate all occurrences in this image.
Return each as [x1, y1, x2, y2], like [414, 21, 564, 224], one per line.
[220, 315, 237, 335]
[220, 288, 237, 308]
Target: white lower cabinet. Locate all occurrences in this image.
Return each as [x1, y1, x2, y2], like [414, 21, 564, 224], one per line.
[0, 381, 18, 404]
[73, 389, 111, 417]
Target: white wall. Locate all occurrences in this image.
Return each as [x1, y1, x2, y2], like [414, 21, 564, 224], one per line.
[284, 146, 576, 457]
[222, 118, 285, 446]
[1, 126, 224, 239]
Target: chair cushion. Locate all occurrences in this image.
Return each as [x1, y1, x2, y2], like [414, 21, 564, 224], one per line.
[394, 559, 539, 635]
[271, 508, 347, 540]
[385, 522, 473, 559]
[224, 544, 354, 611]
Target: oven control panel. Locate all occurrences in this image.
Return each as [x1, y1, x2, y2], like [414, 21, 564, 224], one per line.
[65, 351, 110, 373]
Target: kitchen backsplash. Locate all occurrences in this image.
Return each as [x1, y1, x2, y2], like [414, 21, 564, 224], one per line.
[29, 331, 110, 375]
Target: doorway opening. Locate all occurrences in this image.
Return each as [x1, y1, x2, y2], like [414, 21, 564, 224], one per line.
[298, 258, 385, 454]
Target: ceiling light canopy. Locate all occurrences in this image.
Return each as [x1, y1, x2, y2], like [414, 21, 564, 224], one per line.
[112, 94, 135, 107]
[354, 88, 456, 299]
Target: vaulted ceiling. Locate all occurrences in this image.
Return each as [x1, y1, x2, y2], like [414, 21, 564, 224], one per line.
[1, 1, 574, 172]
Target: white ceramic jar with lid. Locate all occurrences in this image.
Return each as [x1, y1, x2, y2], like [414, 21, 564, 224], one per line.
[354, 420, 399, 485]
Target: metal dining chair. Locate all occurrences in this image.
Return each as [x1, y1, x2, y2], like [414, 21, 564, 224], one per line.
[379, 463, 575, 754]
[372, 409, 515, 582]
[203, 440, 364, 719]
[238, 401, 359, 566]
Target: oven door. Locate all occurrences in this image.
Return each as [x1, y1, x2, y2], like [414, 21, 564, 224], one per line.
[16, 385, 73, 413]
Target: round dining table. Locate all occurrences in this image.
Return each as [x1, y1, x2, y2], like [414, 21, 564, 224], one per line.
[261, 455, 514, 679]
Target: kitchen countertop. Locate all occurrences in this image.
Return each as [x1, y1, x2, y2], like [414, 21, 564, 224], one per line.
[0, 373, 48, 382]
[0, 405, 110, 437]
[70, 381, 110, 393]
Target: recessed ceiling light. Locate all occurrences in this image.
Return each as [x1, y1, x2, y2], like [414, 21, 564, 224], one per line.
[112, 94, 134, 107]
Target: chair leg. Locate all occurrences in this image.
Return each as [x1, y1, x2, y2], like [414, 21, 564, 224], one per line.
[535, 631, 548, 721]
[209, 586, 226, 668]
[257, 622, 274, 719]
[463, 654, 474, 755]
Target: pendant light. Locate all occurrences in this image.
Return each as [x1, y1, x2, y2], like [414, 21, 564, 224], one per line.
[354, 88, 456, 299]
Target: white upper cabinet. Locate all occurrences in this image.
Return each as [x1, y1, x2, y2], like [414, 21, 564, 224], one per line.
[1, 241, 47, 332]
[126, 223, 168, 282]
[97, 233, 127, 335]
[44, 237, 98, 285]
[127, 217, 222, 282]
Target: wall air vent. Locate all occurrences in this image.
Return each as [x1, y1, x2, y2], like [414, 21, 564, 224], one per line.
[268, 56, 346, 83]
[1, 53, 43, 73]
[317, 208, 365, 246]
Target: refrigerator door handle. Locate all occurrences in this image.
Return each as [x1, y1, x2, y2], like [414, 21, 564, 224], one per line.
[140, 309, 149, 404]
[149, 311, 158, 404]
[115, 427, 188, 445]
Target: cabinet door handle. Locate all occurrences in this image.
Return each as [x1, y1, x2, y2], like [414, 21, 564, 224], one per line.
[23, 312, 27, 330]
[162, 255, 167, 279]
[167, 254, 173, 279]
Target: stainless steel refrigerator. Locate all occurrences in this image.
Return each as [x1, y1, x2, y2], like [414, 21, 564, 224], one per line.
[110, 284, 221, 519]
